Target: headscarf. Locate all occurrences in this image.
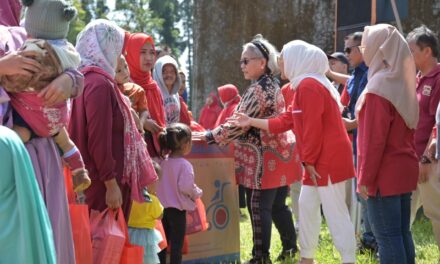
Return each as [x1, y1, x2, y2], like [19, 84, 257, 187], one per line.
[124, 32, 166, 128]
[215, 84, 241, 127]
[0, 0, 22, 27]
[76, 19, 157, 202]
[355, 24, 419, 129]
[0, 126, 56, 263]
[199, 91, 222, 130]
[76, 19, 125, 77]
[153, 55, 182, 124]
[124, 32, 155, 88]
[282, 40, 343, 111]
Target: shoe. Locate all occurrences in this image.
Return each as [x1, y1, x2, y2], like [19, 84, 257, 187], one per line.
[276, 248, 297, 262]
[358, 238, 378, 254]
[243, 256, 272, 264]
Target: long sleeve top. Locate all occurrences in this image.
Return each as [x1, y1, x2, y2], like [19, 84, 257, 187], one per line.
[357, 93, 418, 197]
[269, 78, 354, 186]
[208, 74, 300, 189]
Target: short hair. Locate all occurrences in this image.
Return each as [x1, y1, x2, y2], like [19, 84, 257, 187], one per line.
[345, 31, 363, 45]
[242, 34, 280, 75]
[407, 25, 439, 58]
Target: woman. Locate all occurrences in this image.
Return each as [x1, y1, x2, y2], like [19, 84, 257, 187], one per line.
[198, 91, 222, 130]
[214, 84, 241, 127]
[125, 33, 166, 157]
[194, 35, 299, 264]
[70, 19, 157, 218]
[0, 2, 82, 262]
[0, 126, 56, 264]
[153, 55, 191, 126]
[356, 24, 419, 264]
[230, 40, 356, 264]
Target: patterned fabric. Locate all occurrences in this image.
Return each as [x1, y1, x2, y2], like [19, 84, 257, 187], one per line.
[211, 74, 296, 190]
[248, 189, 263, 258]
[76, 19, 125, 78]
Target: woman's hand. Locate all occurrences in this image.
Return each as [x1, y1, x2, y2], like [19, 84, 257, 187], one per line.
[143, 118, 162, 133]
[192, 131, 207, 141]
[104, 179, 123, 209]
[227, 112, 251, 127]
[342, 118, 358, 131]
[359, 185, 369, 200]
[305, 164, 321, 187]
[0, 51, 42, 76]
[38, 73, 73, 106]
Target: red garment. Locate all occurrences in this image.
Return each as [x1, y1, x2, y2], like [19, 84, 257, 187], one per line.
[199, 92, 222, 130]
[179, 96, 191, 126]
[124, 33, 166, 128]
[69, 71, 131, 217]
[340, 84, 350, 107]
[268, 78, 355, 186]
[357, 93, 418, 196]
[414, 64, 440, 158]
[124, 33, 165, 157]
[215, 84, 241, 127]
[281, 83, 294, 108]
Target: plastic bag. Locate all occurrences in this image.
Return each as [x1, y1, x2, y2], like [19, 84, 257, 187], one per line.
[69, 204, 93, 264]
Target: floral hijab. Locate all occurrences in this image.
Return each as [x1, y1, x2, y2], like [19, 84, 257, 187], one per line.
[76, 19, 125, 77]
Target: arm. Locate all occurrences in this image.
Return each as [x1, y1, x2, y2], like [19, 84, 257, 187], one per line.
[357, 94, 392, 188]
[326, 70, 350, 86]
[178, 163, 203, 200]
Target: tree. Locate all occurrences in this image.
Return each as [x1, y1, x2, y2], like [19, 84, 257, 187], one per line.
[67, 0, 87, 45]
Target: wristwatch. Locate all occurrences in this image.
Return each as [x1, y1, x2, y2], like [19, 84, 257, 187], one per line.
[420, 155, 432, 164]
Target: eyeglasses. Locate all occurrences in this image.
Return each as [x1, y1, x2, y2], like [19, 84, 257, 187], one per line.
[344, 45, 360, 54]
[240, 57, 260, 65]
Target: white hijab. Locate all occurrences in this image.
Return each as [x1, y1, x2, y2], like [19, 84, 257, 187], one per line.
[282, 40, 343, 111]
[355, 24, 419, 129]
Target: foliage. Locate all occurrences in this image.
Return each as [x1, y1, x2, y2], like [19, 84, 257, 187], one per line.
[66, 0, 87, 45]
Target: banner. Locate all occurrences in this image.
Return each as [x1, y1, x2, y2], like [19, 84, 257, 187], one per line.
[183, 141, 240, 263]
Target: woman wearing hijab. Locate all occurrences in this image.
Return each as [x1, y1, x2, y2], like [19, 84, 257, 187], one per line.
[356, 24, 419, 264]
[199, 91, 222, 130]
[214, 84, 241, 127]
[0, 126, 56, 264]
[153, 55, 191, 126]
[69, 19, 158, 218]
[0, 1, 83, 262]
[230, 40, 356, 264]
[194, 35, 299, 264]
[124, 33, 166, 157]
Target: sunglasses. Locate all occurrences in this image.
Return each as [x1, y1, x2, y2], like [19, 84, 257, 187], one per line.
[240, 57, 260, 65]
[344, 45, 360, 54]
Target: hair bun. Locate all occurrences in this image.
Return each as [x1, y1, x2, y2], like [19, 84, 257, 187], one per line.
[63, 5, 77, 21]
[22, 0, 34, 7]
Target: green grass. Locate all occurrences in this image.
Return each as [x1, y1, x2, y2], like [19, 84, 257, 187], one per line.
[239, 210, 439, 263]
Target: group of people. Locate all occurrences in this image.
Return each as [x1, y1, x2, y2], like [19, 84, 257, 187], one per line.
[1, 0, 440, 264]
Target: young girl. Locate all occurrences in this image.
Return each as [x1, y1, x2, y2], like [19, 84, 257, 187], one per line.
[0, 0, 90, 193]
[128, 160, 164, 264]
[156, 123, 203, 264]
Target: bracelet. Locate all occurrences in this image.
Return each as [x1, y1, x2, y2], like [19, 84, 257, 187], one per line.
[420, 155, 432, 164]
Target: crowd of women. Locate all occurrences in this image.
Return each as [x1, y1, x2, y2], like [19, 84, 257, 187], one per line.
[1, 0, 440, 264]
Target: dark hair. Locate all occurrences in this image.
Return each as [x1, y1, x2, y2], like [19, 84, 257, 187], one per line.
[407, 25, 439, 58]
[345, 31, 363, 45]
[158, 123, 192, 157]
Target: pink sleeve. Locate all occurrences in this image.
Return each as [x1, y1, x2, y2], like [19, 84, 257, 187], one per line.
[84, 77, 117, 182]
[357, 94, 392, 187]
[268, 111, 293, 134]
[178, 162, 203, 200]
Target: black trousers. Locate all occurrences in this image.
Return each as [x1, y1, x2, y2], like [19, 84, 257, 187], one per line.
[246, 186, 297, 258]
[158, 208, 186, 264]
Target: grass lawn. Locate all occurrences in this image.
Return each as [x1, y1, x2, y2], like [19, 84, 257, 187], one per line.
[239, 209, 439, 263]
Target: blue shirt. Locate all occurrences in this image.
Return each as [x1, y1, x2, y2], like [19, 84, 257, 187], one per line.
[345, 62, 368, 157]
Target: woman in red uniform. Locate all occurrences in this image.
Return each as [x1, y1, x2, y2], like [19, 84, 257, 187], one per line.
[231, 40, 356, 264]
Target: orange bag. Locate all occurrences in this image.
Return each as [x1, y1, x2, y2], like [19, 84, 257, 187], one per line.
[120, 215, 144, 264]
[155, 220, 168, 250]
[186, 198, 208, 235]
[69, 204, 93, 264]
[90, 208, 126, 264]
[64, 166, 75, 204]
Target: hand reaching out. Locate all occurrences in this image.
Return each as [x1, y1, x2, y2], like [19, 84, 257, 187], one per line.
[227, 112, 251, 127]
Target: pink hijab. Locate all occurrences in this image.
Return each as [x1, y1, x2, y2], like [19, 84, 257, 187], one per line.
[0, 0, 22, 27]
